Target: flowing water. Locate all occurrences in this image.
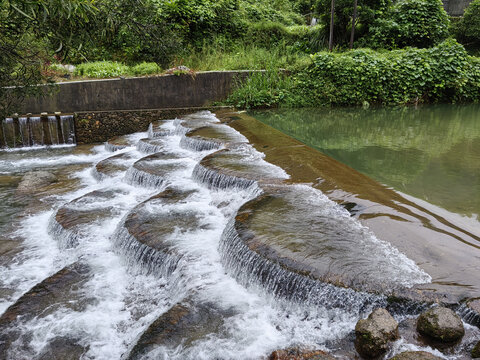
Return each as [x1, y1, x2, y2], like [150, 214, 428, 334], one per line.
[0, 111, 478, 359]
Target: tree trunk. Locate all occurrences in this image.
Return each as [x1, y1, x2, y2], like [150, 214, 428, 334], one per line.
[329, 0, 335, 51]
[350, 0, 358, 49]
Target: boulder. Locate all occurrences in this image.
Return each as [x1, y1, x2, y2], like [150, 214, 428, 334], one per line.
[472, 340, 480, 358]
[268, 348, 335, 360]
[416, 306, 464, 343]
[17, 170, 57, 194]
[355, 308, 399, 358]
[389, 351, 443, 360]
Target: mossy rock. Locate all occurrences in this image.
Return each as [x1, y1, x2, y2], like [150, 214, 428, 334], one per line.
[355, 308, 399, 358]
[416, 306, 464, 343]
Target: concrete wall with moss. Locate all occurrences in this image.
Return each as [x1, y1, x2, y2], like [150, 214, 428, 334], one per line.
[21, 71, 254, 114]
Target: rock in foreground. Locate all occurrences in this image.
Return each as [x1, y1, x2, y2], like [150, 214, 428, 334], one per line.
[390, 351, 443, 360]
[416, 306, 464, 343]
[269, 348, 335, 360]
[355, 308, 399, 358]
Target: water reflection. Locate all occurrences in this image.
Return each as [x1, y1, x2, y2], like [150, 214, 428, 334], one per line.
[251, 105, 480, 218]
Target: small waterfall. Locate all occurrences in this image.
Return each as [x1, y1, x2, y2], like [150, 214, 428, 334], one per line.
[219, 218, 386, 314]
[179, 135, 222, 152]
[148, 123, 171, 139]
[0, 114, 75, 149]
[124, 167, 168, 189]
[136, 139, 166, 154]
[47, 213, 82, 249]
[105, 143, 127, 152]
[192, 163, 257, 190]
[457, 302, 480, 327]
[113, 223, 182, 277]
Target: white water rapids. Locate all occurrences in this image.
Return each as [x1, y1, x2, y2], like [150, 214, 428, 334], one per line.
[0, 112, 450, 360]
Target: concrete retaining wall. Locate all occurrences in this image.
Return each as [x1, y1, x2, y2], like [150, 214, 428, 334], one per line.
[20, 71, 253, 114]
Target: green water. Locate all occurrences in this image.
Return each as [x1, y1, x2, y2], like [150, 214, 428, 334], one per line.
[251, 105, 480, 219]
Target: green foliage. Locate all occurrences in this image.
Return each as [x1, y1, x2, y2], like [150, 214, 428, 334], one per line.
[226, 70, 296, 108]
[315, 0, 390, 46]
[453, 0, 480, 49]
[179, 41, 311, 71]
[73, 61, 130, 78]
[130, 62, 162, 76]
[227, 40, 480, 108]
[367, 0, 450, 48]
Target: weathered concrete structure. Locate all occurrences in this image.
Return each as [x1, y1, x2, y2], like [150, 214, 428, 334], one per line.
[20, 71, 253, 114]
[443, 0, 472, 15]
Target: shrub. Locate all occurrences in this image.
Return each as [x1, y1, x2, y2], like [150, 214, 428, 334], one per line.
[130, 62, 162, 76]
[367, 0, 450, 48]
[73, 61, 130, 78]
[453, 0, 480, 49]
[226, 40, 480, 108]
[226, 70, 296, 108]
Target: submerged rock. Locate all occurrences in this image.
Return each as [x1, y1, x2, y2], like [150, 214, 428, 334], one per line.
[16, 171, 57, 194]
[127, 299, 235, 360]
[472, 340, 480, 358]
[416, 306, 464, 343]
[354, 308, 399, 358]
[37, 336, 88, 360]
[0, 262, 91, 357]
[268, 348, 336, 360]
[389, 351, 443, 360]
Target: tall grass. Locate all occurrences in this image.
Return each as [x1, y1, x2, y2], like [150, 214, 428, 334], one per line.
[179, 42, 311, 71]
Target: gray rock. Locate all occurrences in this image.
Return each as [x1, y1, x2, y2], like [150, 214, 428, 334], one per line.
[473, 340, 480, 358]
[355, 308, 399, 358]
[389, 351, 443, 360]
[17, 171, 57, 194]
[268, 348, 336, 360]
[416, 306, 464, 343]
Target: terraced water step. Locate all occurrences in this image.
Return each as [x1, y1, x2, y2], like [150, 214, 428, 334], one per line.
[219, 184, 440, 312]
[0, 262, 91, 358]
[105, 135, 132, 152]
[127, 298, 236, 360]
[124, 153, 188, 189]
[148, 121, 170, 139]
[113, 188, 205, 275]
[49, 189, 125, 248]
[180, 125, 247, 152]
[92, 151, 133, 180]
[193, 145, 288, 190]
[136, 138, 170, 154]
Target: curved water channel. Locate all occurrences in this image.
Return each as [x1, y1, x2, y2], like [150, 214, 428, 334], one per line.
[0, 110, 478, 359]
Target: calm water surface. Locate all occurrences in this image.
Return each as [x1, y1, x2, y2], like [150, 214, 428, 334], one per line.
[251, 105, 480, 220]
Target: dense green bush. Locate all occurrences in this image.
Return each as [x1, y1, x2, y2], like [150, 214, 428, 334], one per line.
[226, 70, 296, 108]
[453, 0, 480, 49]
[73, 61, 130, 78]
[367, 0, 450, 48]
[227, 40, 480, 108]
[130, 62, 162, 76]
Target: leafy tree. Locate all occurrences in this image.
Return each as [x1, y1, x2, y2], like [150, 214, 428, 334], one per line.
[367, 0, 450, 48]
[453, 0, 480, 49]
[0, 0, 96, 119]
[314, 0, 390, 46]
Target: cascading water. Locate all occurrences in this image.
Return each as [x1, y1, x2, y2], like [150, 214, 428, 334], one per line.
[0, 114, 75, 149]
[0, 111, 477, 360]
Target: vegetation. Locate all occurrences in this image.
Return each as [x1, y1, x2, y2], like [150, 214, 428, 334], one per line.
[227, 40, 480, 108]
[1, 0, 480, 115]
[453, 0, 480, 50]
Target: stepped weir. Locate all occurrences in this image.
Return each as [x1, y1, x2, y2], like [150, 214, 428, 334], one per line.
[0, 110, 479, 359]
